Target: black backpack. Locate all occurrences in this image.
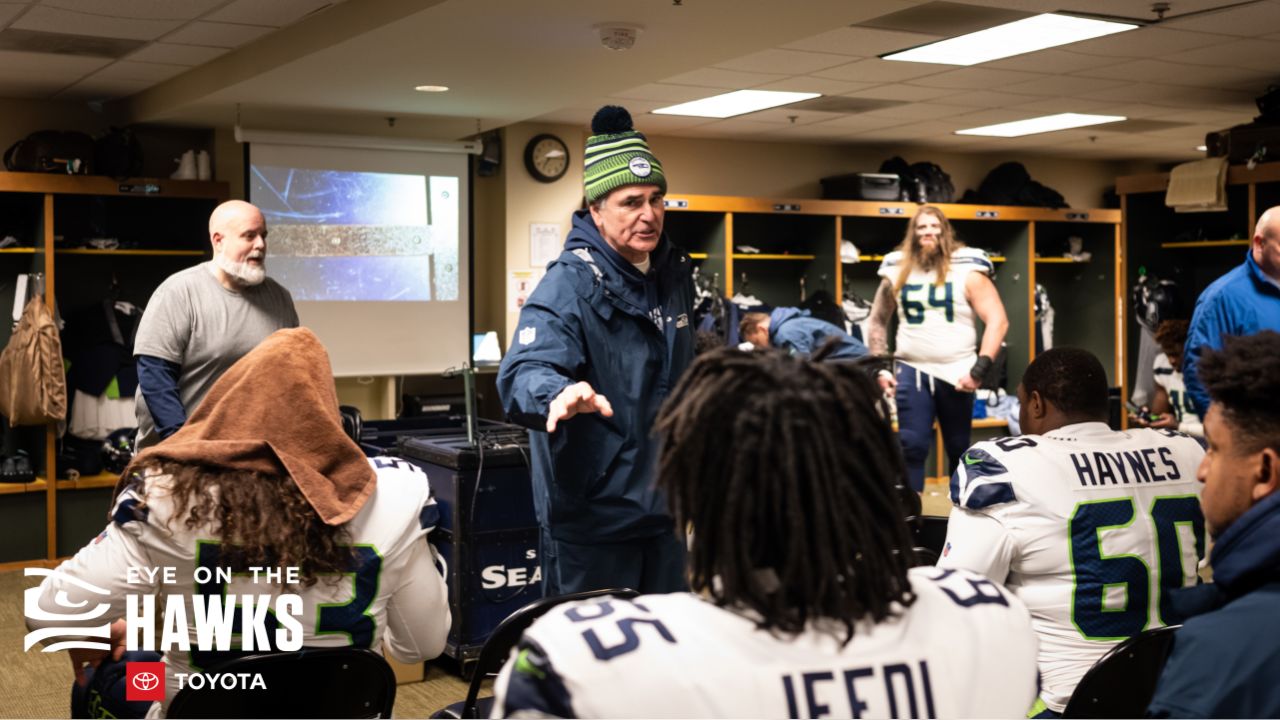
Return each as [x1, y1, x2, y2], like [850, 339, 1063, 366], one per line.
[94, 127, 143, 179]
[974, 162, 1068, 208]
[3, 130, 94, 174]
[909, 161, 955, 203]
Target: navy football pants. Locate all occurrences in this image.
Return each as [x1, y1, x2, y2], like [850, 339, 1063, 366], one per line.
[896, 363, 974, 492]
[540, 526, 687, 597]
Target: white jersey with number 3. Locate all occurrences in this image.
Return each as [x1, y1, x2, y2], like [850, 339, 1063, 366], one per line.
[938, 422, 1206, 713]
[877, 247, 994, 384]
[493, 566, 1038, 719]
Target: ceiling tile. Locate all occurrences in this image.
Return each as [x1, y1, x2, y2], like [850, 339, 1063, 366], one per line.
[204, 0, 337, 28]
[0, 3, 27, 26]
[162, 20, 274, 48]
[937, 90, 1037, 108]
[715, 48, 857, 75]
[810, 113, 908, 130]
[0, 48, 112, 77]
[1091, 102, 1197, 118]
[127, 42, 228, 66]
[843, 84, 957, 102]
[632, 113, 719, 133]
[1072, 58, 1272, 90]
[1009, 97, 1116, 115]
[745, 108, 845, 125]
[750, 76, 879, 96]
[814, 58, 950, 83]
[907, 67, 1046, 90]
[612, 83, 724, 103]
[857, 101, 975, 121]
[38, 0, 223, 21]
[948, 107, 1037, 126]
[1068, 27, 1226, 57]
[1080, 82, 1256, 109]
[660, 67, 791, 89]
[982, 48, 1121, 74]
[1162, 0, 1280, 37]
[781, 26, 941, 57]
[56, 75, 151, 100]
[998, 75, 1130, 97]
[1159, 37, 1280, 72]
[0, 77, 70, 98]
[13, 5, 182, 40]
[1147, 108, 1252, 125]
[93, 59, 186, 82]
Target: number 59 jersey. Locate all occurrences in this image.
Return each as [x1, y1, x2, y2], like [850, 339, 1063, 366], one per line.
[494, 567, 1038, 719]
[939, 421, 1206, 713]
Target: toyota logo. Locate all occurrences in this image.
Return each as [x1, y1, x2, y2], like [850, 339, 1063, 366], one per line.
[131, 672, 160, 692]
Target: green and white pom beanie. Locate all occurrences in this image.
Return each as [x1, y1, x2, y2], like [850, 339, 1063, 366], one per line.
[583, 105, 666, 203]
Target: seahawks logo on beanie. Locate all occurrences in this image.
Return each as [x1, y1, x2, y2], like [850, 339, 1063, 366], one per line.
[584, 105, 667, 203]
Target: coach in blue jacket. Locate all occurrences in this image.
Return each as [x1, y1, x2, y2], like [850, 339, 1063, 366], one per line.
[498, 106, 694, 595]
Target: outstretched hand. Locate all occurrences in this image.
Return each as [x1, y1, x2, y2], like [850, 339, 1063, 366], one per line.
[547, 381, 613, 432]
[70, 619, 126, 687]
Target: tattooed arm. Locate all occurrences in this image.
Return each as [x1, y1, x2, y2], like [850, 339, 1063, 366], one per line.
[867, 278, 897, 357]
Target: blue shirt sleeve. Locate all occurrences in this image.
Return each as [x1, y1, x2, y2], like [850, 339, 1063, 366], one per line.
[1183, 292, 1232, 417]
[136, 354, 185, 439]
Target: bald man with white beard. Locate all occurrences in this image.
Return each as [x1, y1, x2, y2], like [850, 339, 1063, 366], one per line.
[133, 200, 299, 449]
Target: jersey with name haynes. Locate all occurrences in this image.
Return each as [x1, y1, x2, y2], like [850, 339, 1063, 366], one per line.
[940, 421, 1205, 713]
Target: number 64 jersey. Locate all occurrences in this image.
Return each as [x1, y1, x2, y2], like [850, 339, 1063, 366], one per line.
[493, 567, 1038, 718]
[939, 422, 1206, 714]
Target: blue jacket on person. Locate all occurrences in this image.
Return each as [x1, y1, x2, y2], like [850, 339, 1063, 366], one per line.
[497, 209, 695, 544]
[769, 306, 868, 360]
[1147, 491, 1280, 718]
[1183, 251, 1280, 416]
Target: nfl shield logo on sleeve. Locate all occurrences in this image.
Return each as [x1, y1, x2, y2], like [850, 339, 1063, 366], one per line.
[518, 326, 537, 346]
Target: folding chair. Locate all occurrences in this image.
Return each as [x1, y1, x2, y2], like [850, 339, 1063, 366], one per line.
[1062, 624, 1181, 718]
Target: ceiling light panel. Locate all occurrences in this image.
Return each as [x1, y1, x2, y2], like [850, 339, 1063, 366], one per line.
[956, 113, 1127, 137]
[883, 13, 1137, 66]
[653, 90, 820, 119]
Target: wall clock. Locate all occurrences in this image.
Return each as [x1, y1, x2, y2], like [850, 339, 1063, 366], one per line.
[524, 133, 569, 183]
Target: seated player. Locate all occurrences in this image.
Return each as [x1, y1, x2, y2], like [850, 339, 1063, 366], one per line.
[25, 328, 450, 718]
[493, 347, 1038, 718]
[1131, 319, 1202, 438]
[739, 307, 868, 360]
[1148, 331, 1280, 718]
[939, 347, 1206, 718]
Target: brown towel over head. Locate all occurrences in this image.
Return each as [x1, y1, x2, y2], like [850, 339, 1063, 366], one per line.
[117, 327, 375, 525]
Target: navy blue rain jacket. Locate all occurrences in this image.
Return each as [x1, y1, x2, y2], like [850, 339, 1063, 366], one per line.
[497, 210, 695, 543]
[1147, 490, 1280, 718]
[769, 306, 868, 360]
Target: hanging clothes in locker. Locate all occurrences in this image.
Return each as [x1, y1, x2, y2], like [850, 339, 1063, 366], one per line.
[1034, 283, 1055, 354]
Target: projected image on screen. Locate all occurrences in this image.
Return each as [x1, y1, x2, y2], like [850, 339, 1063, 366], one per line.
[251, 165, 459, 301]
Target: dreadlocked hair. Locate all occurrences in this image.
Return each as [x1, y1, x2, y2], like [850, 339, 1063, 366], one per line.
[1198, 330, 1280, 454]
[132, 460, 354, 588]
[655, 346, 917, 646]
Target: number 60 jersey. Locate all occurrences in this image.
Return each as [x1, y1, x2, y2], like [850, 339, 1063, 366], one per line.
[939, 422, 1206, 714]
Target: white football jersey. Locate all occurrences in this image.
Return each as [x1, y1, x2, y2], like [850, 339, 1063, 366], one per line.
[878, 247, 994, 384]
[938, 422, 1206, 713]
[494, 566, 1038, 719]
[1153, 353, 1203, 437]
[27, 457, 450, 716]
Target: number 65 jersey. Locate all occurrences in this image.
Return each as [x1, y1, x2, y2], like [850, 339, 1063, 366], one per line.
[939, 421, 1206, 714]
[494, 567, 1038, 718]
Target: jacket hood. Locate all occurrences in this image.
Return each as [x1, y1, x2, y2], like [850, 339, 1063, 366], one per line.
[1211, 489, 1280, 594]
[769, 306, 806, 329]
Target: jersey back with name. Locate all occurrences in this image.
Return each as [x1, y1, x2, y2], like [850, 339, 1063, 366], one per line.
[940, 422, 1206, 711]
[878, 247, 993, 383]
[494, 566, 1037, 719]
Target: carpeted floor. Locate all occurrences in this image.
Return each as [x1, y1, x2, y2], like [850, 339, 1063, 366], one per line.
[0, 569, 484, 718]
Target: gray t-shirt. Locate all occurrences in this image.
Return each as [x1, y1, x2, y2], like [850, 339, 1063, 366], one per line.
[133, 262, 299, 449]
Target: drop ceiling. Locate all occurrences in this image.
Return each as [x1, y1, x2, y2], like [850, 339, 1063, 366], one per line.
[3, 0, 1278, 161]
